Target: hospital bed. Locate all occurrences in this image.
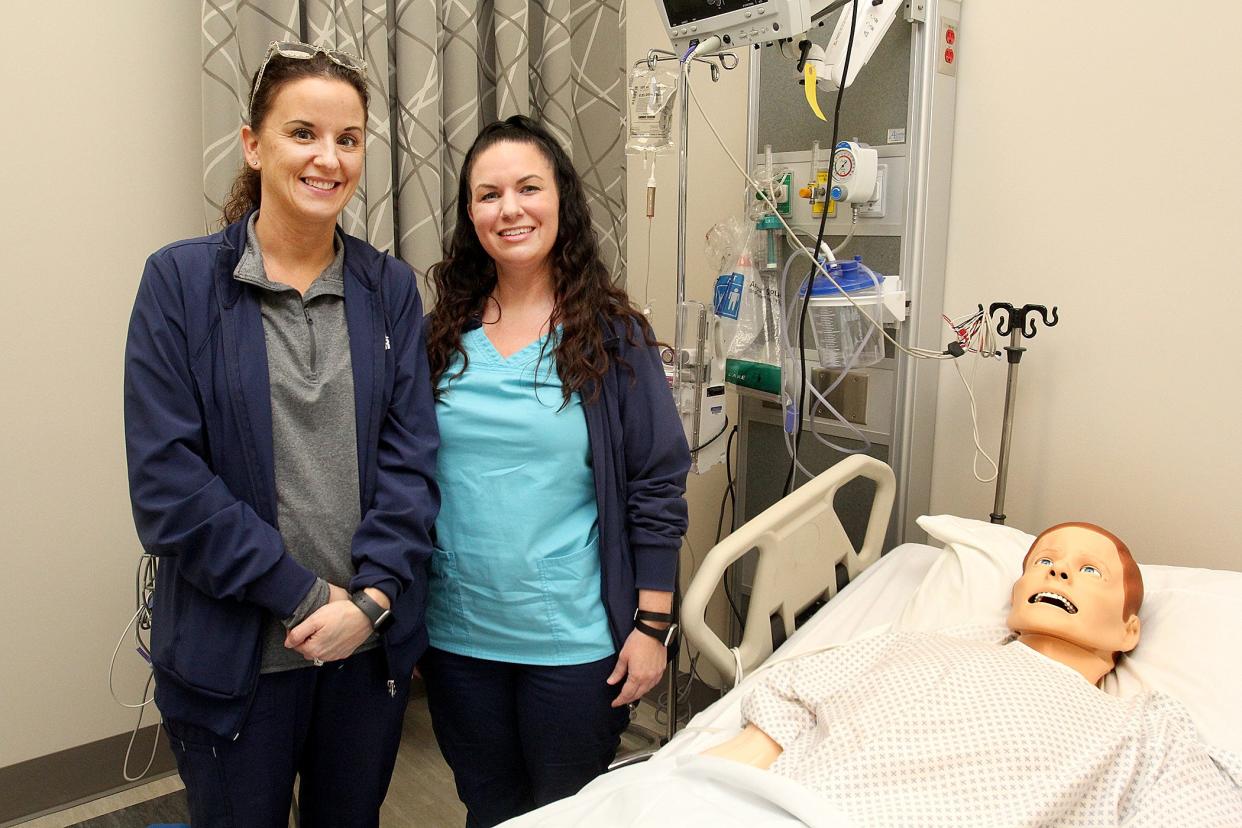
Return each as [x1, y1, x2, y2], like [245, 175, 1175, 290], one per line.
[505, 456, 1242, 824]
[668, 454, 934, 757]
[670, 454, 1242, 761]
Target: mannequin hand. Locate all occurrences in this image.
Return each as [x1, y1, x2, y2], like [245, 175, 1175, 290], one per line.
[607, 629, 668, 707]
[286, 600, 371, 663]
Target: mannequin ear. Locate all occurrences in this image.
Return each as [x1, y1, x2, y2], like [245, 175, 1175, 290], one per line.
[1119, 614, 1141, 653]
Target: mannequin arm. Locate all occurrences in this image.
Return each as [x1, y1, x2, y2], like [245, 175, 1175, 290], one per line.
[702, 723, 784, 769]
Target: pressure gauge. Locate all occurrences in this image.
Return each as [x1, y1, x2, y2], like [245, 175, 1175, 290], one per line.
[833, 148, 855, 180]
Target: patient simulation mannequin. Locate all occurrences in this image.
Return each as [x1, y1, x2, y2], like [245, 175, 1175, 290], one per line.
[705, 523, 1143, 767]
[697, 522, 1241, 826]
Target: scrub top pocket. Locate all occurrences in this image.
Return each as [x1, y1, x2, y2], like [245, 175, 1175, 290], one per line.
[426, 548, 467, 639]
[538, 539, 616, 664]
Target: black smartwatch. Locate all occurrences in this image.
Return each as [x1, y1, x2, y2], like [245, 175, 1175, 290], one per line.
[351, 591, 394, 633]
[633, 608, 678, 647]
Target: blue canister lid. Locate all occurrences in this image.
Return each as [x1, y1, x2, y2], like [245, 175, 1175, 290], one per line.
[800, 256, 884, 296]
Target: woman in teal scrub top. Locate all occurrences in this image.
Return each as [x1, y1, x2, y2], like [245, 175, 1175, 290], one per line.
[420, 115, 691, 827]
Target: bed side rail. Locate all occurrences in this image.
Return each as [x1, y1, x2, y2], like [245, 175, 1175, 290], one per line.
[681, 455, 896, 684]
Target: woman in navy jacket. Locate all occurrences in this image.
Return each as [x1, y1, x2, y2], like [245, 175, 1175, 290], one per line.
[124, 43, 438, 827]
[420, 115, 691, 827]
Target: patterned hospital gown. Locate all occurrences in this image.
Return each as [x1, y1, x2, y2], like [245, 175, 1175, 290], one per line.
[741, 628, 1242, 827]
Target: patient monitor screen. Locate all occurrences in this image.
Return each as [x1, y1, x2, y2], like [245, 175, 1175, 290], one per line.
[662, 0, 768, 28]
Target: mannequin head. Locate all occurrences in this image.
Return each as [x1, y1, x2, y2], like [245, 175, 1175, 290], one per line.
[1007, 523, 1143, 680]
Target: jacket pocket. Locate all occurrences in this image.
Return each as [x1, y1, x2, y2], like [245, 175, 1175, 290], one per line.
[159, 569, 263, 699]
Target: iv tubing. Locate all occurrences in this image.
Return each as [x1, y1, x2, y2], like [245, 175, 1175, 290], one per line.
[687, 80, 950, 362]
[776, 248, 876, 477]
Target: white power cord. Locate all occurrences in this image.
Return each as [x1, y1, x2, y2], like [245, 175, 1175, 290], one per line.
[953, 357, 1000, 483]
[108, 554, 162, 782]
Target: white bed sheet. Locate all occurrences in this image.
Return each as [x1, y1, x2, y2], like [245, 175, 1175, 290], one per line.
[659, 542, 941, 758]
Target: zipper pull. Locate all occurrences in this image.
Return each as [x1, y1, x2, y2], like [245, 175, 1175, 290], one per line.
[387, 679, 396, 698]
[384, 335, 391, 350]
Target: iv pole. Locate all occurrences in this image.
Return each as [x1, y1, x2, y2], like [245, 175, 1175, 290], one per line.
[632, 47, 736, 745]
[986, 302, 1059, 525]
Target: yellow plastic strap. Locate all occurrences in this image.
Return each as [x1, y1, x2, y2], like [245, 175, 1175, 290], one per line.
[804, 63, 827, 121]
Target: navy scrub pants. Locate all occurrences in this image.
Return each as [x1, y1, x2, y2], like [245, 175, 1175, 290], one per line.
[161, 647, 410, 828]
[419, 647, 631, 828]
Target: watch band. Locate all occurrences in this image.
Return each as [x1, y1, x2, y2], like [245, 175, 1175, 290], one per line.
[350, 591, 394, 632]
[634, 608, 675, 624]
[633, 618, 678, 647]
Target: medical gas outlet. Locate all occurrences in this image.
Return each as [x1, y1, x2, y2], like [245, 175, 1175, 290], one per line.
[755, 172, 793, 215]
[828, 142, 879, 204]
[799, 169, 835, 218]
[798, 143, 880, 218]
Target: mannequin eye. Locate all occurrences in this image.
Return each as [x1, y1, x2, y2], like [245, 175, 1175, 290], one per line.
[1035, 557, 1053, 567]
[1080, 565, 1101, 577]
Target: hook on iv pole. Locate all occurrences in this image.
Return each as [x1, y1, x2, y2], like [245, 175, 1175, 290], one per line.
[988, 303, 1059, 340]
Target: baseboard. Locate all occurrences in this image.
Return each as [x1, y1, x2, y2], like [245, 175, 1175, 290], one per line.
[0, 723, 177, 825]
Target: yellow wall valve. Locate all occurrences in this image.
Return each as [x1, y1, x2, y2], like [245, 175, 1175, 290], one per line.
[808, 170, 834, 216]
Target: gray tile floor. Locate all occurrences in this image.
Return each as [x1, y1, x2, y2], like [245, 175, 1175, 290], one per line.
[17, 694, 672, 827]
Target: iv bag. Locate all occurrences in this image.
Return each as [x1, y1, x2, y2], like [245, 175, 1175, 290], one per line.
[626, 65, 678, 155]
[710, 222, 782, 367]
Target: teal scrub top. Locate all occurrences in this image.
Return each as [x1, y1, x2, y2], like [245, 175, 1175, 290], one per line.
[425, 327, 615, 665]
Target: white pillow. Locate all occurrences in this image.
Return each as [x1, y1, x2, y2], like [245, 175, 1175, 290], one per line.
[894, 514, 1242, 756]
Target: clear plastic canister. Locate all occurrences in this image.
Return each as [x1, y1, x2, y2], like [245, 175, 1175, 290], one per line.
[803, 258, 885, 369]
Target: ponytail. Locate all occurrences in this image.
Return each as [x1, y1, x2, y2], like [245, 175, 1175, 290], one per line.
[221, 164, 262, 227]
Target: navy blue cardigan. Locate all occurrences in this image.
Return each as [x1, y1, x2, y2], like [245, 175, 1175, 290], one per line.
[124, 214, 440, 738]
[456, 314, 691, 649]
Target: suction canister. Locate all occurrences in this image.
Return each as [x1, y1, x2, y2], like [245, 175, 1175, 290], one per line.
[802, 257, 885, 369]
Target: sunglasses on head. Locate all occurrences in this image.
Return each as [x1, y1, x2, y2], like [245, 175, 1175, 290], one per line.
[248, 41, 368, 122]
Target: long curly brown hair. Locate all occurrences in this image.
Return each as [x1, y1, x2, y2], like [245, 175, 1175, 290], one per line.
[426, 115, 653, 404]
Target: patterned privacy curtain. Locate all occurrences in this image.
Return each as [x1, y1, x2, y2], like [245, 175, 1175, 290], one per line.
[201, 0, 627, 282]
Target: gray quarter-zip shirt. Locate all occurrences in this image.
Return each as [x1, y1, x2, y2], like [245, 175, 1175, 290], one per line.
[233, 213, 377, 673]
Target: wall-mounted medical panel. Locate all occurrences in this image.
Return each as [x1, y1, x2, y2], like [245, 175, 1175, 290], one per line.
[736, 0, 962, 551]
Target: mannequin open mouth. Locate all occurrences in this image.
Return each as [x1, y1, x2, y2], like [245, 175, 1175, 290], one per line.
[1028, 592, 1078, 614]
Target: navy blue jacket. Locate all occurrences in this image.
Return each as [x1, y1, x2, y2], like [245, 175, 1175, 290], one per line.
[459, 315, 691, 648]
[124, 214, 439, 738]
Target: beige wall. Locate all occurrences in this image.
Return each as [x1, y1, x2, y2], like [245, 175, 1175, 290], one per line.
[625, 4, 750, 686]
[929, 1, 1242, 569]
[0, 4, 204, 767]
